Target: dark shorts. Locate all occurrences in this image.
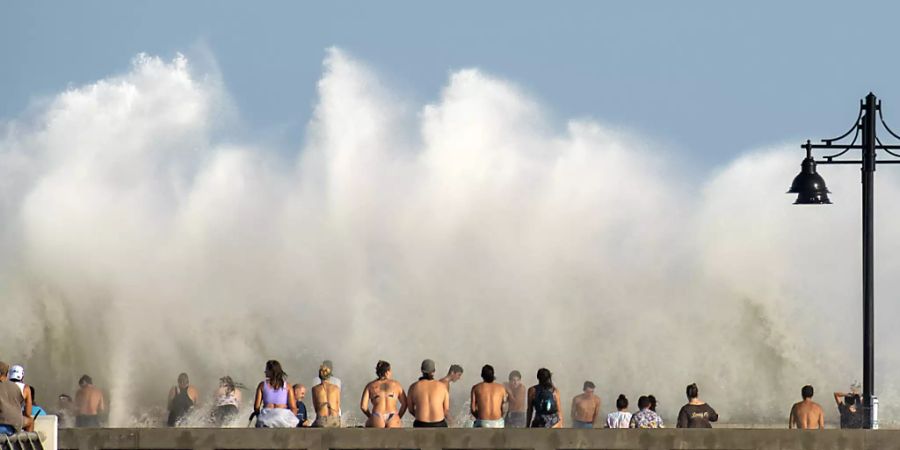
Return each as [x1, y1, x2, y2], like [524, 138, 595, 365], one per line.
[505, 411, 526, 428]
[413, 419, 448, 428]
[76, 415, 101, 427]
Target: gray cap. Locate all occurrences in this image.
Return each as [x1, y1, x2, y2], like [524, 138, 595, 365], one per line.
[421, 359, 436, 373]
[321, 360, 333, 370]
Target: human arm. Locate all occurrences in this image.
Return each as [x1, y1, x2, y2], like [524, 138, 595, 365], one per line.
[554, 390, 563, 428]
[254, 382, 263, 413]
[593, 397, 601, 423]
[526, 387, 535, 427]
[23, 387, 33, 431]
[501, 389, 509, 418]
[287, 385, 298, 415]
[834, 392, 845, 407]
[470, 386, 477, 416]
[407, 384, 417, 418]
[818, 407, 824, 429]
[677, 406, 688, 428]
[167, 387, 176, 410]
[397, 385, 408, 419]
[570, 396, 577, 424]
[97, 390, 106, 414]
[359, 385, 371, 418]
[788, 404, 796, 429]
[189, 386, 200, 405]
[707, 404, 718, 422]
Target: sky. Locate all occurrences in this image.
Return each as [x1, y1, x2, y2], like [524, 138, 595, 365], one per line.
[4, 0, 900, 169]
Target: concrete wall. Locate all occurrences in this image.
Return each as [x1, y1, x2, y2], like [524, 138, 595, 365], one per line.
[57, 428, 900, 450]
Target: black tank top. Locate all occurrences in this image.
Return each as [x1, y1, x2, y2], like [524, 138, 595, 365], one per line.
[167, 387, 194, 426]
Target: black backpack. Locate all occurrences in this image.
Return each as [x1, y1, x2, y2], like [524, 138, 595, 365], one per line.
[532, 386, 558, 415]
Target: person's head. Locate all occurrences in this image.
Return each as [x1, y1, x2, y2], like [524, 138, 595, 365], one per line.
[177, 373, 190, 389]
[637, 395, 650, 410]
[508, 370, 522, 385]
[648, 394, 658, 411]
[9, 365, 24, 383]
[264, 360, 287, 389]
[481, 365, 495, 383]
[376, 360, 391, 379]
[0, 361, 9, 381]
[420, 359, 436, 380]
[536, 368, 553, 389]
[686, 383, 699, 400]
[219, 376, 236, 393]
[79, 375, 93, 387]
[293, 384, 306, 400]
[616, 394, 629, 411]
[447, 364, 464, 382]
[801, 385, 814, 400]
[845, 394, 860, 407]
[583, 381, 595, 393]
[319, 363, 333, 381]
[321, 360, 334, 373]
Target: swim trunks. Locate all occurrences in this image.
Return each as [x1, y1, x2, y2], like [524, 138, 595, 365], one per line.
[312, 415, 341, 428]
[76, 415, 101, 427]
[505, 411, 526, 428]
[573, 419, 593, 429]
[474, 418, 505, 428]
[413, 419, 448, 428]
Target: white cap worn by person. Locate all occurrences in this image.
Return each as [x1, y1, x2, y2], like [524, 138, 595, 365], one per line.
[9, 365, 24, 382]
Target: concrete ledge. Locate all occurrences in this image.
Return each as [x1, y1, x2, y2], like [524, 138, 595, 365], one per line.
[57, 428, 900, 450]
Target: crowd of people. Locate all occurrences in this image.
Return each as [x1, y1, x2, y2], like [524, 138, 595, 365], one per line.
[0, 358, 872, 434]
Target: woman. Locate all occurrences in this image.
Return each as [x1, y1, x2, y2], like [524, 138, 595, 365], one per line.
[253, 360, 299, 428]
[211, 376, 242, 427]
[360, 360, 407, 428]
[312, 363, 341, 427]
[527, 368, 563, 428]
[676, 383, 718, 428]
[605, 394, 632, 428]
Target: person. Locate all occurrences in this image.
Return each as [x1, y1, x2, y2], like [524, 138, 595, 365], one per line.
[834, 391, 864, 429]
[439, 365, 464, 392]
[75, 375, 105, 427]
[504, 370, 527, 428]
[212, 376, 242, 427]
[471, 364, 508, 428]
[407, 359, 450, 428]
[312, 360, 342, 389]
[570, 381, 600, 429]
[167, 373, 199, 427]
[360, 360, 407, 428]
[605, 394, 632, 428]
[253, 360, 299, 428]
[789, 385, 824, 429]
[629, 396, 664, 428]
[0, 362, 26, 436]
[648, 394, 658, 412]
[676, 383, 718, 428]
[311, 362, 341, 427]
[527, 368, 562, 428]
[292, 384, 309, 427]
[8, 365, 33, 431]
[28, 387, 46, 419]
[56, 394, 76, 428]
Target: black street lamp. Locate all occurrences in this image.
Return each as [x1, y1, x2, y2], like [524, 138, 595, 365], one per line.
[789, 92, 900, 428]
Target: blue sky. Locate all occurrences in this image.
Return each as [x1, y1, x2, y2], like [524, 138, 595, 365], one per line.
[3, 0, 900, 168]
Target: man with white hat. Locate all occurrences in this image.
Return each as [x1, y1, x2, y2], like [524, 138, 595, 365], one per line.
[8, 365, 34, 431]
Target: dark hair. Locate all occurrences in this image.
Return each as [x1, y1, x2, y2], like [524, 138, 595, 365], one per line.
[448, 364, 464, 375]
[686, 383, 699, 399]
[536, 368, 553, 389]
[509, 370, 522, 380]
[583, 381, 595, 391]
[376, 360, 391, 378]
[801, 385, 814, 399]
[220, 376, 236, 394]
[648, 394, 657, 411]
[79, 375, 93, 386]
[638, 395, 650, 409]
[845, 394, 860, 407]
[616, 394, 628, 410]
[29, 386, 36, 403]
[481, 365, 495, 383]
[265, 360, 287, 390]
[178, 373, 189, 385]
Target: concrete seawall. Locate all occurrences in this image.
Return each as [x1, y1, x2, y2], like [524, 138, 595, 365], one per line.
[57, 428, 900, 450]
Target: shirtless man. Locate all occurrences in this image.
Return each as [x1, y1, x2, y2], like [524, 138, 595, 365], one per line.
[439, 365, 464, 392]
[789, 385, 824, 429]
[407, 359, 450, 427]
[360, 361, 407, 428]
[504, 370, 526, 428]
[75, 375, 105, 427]
[571, 381, 601, 428]
[471, 365, 508, 428]
[312, 363, 341, 427]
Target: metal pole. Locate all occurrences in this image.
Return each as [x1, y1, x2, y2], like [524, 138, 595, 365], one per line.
[862, 92, 877, 428]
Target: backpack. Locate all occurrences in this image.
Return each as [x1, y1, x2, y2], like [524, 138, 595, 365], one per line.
[533, 386, 558, 415]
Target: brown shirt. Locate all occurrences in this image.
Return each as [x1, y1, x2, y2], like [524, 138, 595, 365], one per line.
[0, 380, 24, 429]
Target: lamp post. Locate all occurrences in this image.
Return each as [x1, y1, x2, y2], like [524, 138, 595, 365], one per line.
[789, 92, 900, 428]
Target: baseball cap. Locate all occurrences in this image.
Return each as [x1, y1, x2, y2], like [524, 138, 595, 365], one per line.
[9, 365, 24, 382]
[321, 360, 333, 370]
[421, 359, 436, 373]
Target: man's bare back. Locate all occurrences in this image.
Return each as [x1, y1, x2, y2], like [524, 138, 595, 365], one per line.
[361, 378, 406, 428]
[76, 385, 105, 416]
[313, 382, 341, 417]
[505, 382, 526, 413]
[571, 392, 601, 424]
[790, 400, 824, 429]
[408, 379, 449, 424]
[471, 382, 507, 421]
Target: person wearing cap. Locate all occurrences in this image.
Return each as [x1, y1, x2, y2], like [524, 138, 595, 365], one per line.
[570, 381, 600, 428]
[407, 359, 450, 427]
[0, 361, 27, 435]
[312, 360, 342, 389]
[8, 365, 34, 431]
[471, 365, 508, 428]
[311, 363, 341, 427]
[504, 371, 527, 428]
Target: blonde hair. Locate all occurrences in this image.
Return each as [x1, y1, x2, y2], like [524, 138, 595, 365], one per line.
[318, 364, 332, 380]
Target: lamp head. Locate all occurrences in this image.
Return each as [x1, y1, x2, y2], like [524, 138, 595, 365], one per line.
[788, 156, 831, 204]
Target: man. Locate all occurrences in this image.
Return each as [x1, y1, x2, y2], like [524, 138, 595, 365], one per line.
[471, 365, 508, 428]
[407, 359, 450, 427]
[570, 381, 601, 428]
[360, 360, 407, 428]
[311, 362, 341, 427]
[0, 362, 26, 436]
[312, 360, 343, 389]
[504, 370, 527, 428]
[789, 385, 824, 429]
[7, 365, 34, 431]
[629, 396, 663, 429]
[292, 384, 309, 427]
[167, 373, 199, 427]
[75, 375, 105, 427]
[834, 390, 864, 429]
[439, 364, 464, 392]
